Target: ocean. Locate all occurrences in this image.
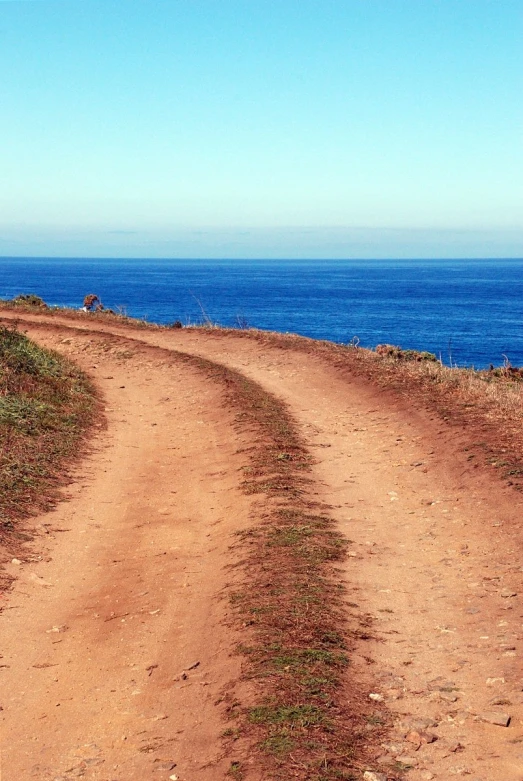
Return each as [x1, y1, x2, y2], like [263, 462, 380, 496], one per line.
[1, 257, 522, 369]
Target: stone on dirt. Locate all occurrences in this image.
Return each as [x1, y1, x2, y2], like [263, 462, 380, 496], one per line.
[407, 717, 439, 731]
[396, 755, 419, 766]
[363, 772, 387, 781]
[478, 711, 511, 726]
[439, 691, 459, 702]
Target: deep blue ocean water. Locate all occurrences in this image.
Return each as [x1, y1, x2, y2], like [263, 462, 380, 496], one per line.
[1, 257, 523, 369]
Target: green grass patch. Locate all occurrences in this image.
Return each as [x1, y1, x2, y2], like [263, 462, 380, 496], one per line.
[0, 325, 99, 537]
[249, 704, 327, 728]
[270, 649, 349, 670]
[226, 761, 244, 780]
[261, 733, 295, 756]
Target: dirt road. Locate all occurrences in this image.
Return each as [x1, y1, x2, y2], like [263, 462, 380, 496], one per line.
[2, 312, 523, 781]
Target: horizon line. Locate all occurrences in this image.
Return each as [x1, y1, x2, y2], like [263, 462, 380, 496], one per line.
[2, 255, 523, 262]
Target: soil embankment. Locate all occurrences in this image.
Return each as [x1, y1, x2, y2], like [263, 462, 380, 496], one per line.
[2, 311, 523, 781]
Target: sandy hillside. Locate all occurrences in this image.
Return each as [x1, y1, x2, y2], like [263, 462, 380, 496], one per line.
[1, 310, 523, 781]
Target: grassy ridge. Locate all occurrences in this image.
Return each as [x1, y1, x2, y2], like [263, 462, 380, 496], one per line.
[0, 325, 99, 541]
[163, 352, 370, 781]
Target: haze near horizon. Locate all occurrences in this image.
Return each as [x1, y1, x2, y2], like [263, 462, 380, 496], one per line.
[1, 0, 522, 259]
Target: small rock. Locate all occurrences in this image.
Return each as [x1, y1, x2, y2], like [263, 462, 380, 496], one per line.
[11, 558, 22, 565]
[395, 755, 419, 767]
[486, 677, 505, 686]
[428, 677, 456, 691]
[369, 692, 384, 702]
[453, 711, 471, 725]
[153, 761, 176, 771]
[501, 589, 517, 598]
[408, 717, 439, 730]
[440, 691, 459, 702]
[28, 573, 53, 588]
[406, 730, 422, 746]
[478, 711, 511, 727]
[363, 772, 387, 781]
[83, 757, 104, 767]
[447, 741, 465, 752]
[381, 743, 402, 754]
[419, 772, 435, 781]
[385, 687, 403, 699]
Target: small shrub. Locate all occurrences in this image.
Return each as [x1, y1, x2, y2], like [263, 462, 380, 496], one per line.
[375, 344, 437, 362]
[11, 294, 47, 308]
[83, 294, 103, 311]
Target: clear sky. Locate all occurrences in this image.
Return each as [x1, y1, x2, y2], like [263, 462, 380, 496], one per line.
[1, 0, 522, 258]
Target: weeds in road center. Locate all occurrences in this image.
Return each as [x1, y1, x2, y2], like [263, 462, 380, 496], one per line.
[166, 351, 374, 780]
[0, 315, 378, 778]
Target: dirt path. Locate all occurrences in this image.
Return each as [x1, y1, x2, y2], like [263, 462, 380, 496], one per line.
[1, 325, 255, 780]
[2, 312, 523, 781]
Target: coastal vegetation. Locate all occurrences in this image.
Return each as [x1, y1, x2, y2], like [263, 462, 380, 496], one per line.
[9, 293, 48, 308]
[2, 292, 523, 488]
[0, 324, 98, 555]
[2, 293, 523, 483]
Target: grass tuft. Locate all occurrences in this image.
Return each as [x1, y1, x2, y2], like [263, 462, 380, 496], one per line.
[249, 704, 327, 728]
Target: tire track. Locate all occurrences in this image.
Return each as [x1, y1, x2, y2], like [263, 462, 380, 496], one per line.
[1, 317, 373, 781]
[4, 313, 523, 780]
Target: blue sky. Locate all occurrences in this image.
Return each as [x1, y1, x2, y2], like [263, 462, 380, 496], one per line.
[1, 0, 522, 258]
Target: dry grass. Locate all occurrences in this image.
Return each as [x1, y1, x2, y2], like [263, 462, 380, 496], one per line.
[0, 297, 154, 329]
[160, 350, 376, 781]
[0, 325, 100, 554]
[182, 327, 523, 489]
[5, 295, 523, 435]
[337, 347, 523, 486]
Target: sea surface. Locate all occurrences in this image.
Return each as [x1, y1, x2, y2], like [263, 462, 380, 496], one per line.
[1, 257, 523, 368]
